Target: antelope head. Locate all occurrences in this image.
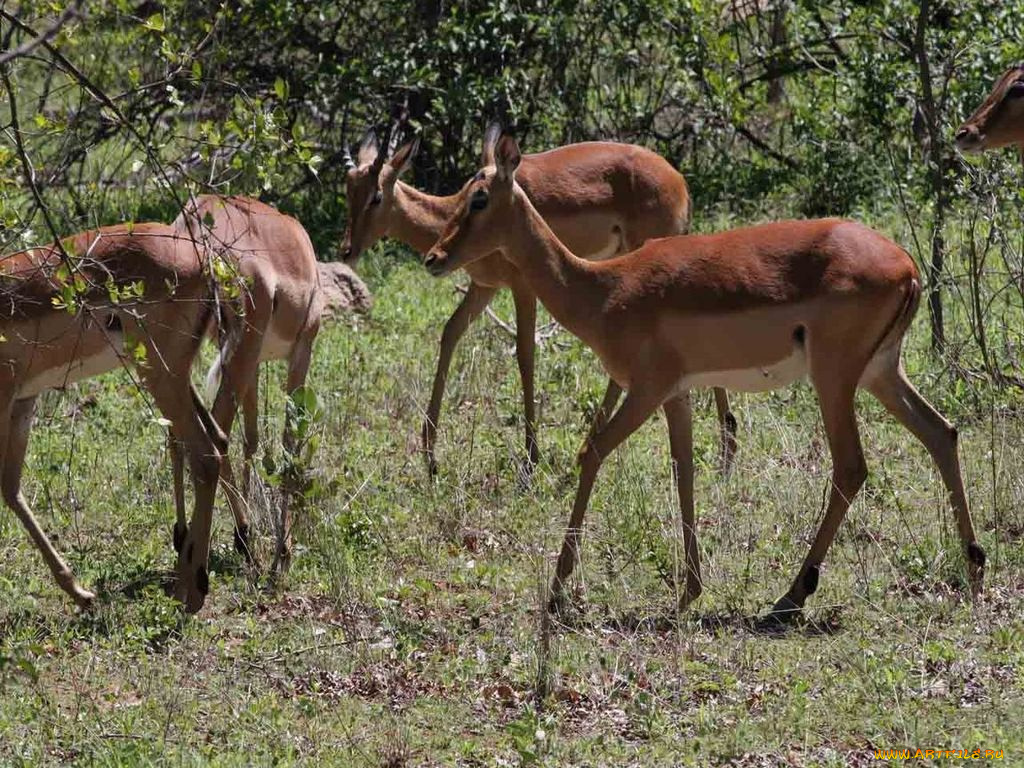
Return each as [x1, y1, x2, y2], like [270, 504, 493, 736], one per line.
[955, 63, 1024, 154]
[339, 128, 420, 264]
[425, 132, 523, 277]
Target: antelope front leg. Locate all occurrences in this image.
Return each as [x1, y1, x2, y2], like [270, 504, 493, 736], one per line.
[550, 387, 666, 613]
[1, 396, 95, 608]
[422, 282, 497, 477]
[663, 393, 702, 608]
[511, 287, 539, 474]
[578, 379, 622, 464]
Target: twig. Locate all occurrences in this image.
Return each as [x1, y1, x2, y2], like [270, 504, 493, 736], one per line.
[0, 65, 74, 266]
[0, 1, 81, 66]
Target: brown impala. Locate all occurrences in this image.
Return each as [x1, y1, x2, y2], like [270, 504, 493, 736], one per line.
[955, 62, 1024, 154]
[341, 124, 737, 477]
[0, 224, 225, 612]
[423, 133, 985, 622]
[173, 196, 323, 572]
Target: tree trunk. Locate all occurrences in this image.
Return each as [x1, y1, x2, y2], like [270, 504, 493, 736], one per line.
[766, 2, 787, 104]
[912, 0, 946, 352]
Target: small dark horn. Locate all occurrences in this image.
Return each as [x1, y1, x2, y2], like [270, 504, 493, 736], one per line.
[386, 103, 409, 159]
[371, 122, 391, 172]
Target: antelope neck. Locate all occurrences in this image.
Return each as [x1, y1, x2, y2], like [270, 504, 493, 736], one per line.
[499, 190, 608, 341]
[389, 182, 459, 254]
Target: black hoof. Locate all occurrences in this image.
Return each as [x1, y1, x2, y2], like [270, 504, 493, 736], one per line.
[172, 522, 187, 553]
[756, 594, 803, 631]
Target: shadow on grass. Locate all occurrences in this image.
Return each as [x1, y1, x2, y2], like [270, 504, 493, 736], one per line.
[86, 542, 250, 602]
[548, 602, 845, 639]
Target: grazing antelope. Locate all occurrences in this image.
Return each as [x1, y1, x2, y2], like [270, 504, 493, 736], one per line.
[955, 62, 1024, 154]
[173, 195, 323, 572]
[423, 133, 985, 621]
[0, 224, 225, 613]
[340, 124, 737, 478]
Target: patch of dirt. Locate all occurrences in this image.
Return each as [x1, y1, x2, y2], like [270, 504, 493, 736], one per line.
[282, 659, 449, 709]
[245, 593, 382, 639]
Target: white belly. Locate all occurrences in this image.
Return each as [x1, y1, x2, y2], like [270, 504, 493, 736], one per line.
[677, 347, 807, 394]
[18, 337, 125, 398]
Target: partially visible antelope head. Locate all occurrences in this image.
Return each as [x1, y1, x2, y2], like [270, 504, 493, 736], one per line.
[955, 63, 1024, 154]
[425, 132, 523, 277]
[339, 129, 419, 264]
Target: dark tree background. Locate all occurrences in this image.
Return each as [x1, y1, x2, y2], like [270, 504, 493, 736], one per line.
[2, 0, 1022, 380]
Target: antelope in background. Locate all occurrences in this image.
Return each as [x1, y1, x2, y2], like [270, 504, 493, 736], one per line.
[0, 224, 225, 613]
[173, 196, 323, 573]
[340, 123, 738, 479]
[955, 62, 1024, 157]
[423, 132, 985, 622]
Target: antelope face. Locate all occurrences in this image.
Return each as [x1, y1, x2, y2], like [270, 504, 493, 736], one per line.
[424, 135, 522, 277]
[341, 163, 388, 264]
[955, 63, 1024, 153]
[340, 133, 419, 264]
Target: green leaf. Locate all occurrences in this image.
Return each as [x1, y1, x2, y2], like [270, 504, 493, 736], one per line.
[274, 77, 288, 101]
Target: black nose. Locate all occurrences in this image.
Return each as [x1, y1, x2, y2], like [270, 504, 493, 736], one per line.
[340, 247, 352, 262]
[955, 125, 980, 143]
[424, 252, 438, 269]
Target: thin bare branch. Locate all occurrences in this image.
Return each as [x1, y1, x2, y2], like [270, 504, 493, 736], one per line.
[0, 1, 81, 66]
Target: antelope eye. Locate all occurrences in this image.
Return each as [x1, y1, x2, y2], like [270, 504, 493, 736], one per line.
[469, 190, 489, 212]
[1008, 80, 1024, 98]
[370, 189, 383, 205]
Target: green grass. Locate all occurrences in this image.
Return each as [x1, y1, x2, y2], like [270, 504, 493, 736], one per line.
[0, 238, 1022, 767]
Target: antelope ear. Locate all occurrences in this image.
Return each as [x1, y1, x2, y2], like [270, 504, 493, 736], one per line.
[481, 121, 503, 166]
[388, 135, 420, 177]
[357, 129, 380, 168]
[494, 133, 522, 182]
